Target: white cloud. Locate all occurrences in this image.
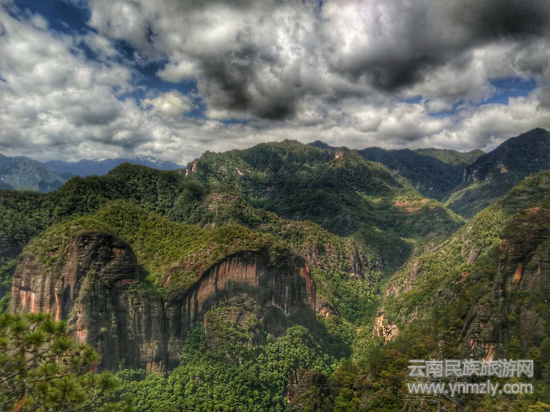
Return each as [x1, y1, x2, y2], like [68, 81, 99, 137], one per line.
[83, 0, 550, 117]
[157, 60, 197, 83]
[141, 91, 194, 117]
[1, 0, 550, 165]
[424, 92, 550, 150]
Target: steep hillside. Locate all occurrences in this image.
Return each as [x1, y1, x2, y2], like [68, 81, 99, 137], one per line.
[14, 139, 549, 410]
[184, 189, 395, 322]
[7, 194, 391, 400]
[0, 164, 194, 308]
[0, 164, 193, 260]
[0, 162, 404, 327]
[415, 147, 485, 166]
[0, 153, 66, 192]
[447, 128, 550, 217]
[358, 147, 465, 200]
[0, 142, 465, 327]
[0, 141, 469, 410]
[310, 142, 481, 200]
[10, 201, 322, 371]
[288, 172, 550, 411]
[385, 171, 550, 322]
[186, 140, 463, 245]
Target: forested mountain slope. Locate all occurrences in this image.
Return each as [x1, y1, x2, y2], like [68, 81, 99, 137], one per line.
[357, 147, 466, 200]
[291, 171, 550, 410]
[186, 140, 463, 242]
[414, 147, 485, 166]
[446, 128, 550, 217]
[0, 140, 465, 410]
[309, 141, 483, 201]
[2, 135, 550, 410]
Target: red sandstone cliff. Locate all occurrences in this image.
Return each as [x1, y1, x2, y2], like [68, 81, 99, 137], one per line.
[10, 230, 318, 371]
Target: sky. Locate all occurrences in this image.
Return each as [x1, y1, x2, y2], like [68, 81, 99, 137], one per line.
[0, 0, 549, 164]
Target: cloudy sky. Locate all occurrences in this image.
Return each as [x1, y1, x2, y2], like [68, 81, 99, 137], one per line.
[1, 0, 550, 164]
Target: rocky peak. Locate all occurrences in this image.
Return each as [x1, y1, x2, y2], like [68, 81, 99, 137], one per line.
[185, 159, 199, 175]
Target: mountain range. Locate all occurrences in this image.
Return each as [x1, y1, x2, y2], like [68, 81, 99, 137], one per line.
[0, 154, 183, 191]
[2, 128, 550, 411]
[0, 153, 67, 192]
[43, 155, 182, 177]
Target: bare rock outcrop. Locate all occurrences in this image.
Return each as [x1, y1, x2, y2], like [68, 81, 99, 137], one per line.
[373, 309, 399, 343]
[10, 231, 167, 371]
[461, 207, 550, 359]
[10, 231, 318, 371]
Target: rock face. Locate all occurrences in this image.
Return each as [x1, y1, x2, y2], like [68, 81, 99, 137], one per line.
[373, 309, 399, 343]
[163, 250, 317, 368]
[461, 207, 550, 359]
[10, 231, 317, 371]
[9, 231, 167, 371]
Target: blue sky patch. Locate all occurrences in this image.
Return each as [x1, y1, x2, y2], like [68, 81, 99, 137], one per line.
[401, 96, 422, 104]
[16, 0, 206, 118]
[14, 0, 91, 35]
[484, 77, 538, 105]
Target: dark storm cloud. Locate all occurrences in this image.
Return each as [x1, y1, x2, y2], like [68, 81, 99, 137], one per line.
[197, 48, 298, 119]
[328, 0, 550, 93]
[87, 0, 322, 120]
[72, 104, 121, 126]
[85, 0, 550, 120]
[453, 0, 550, 40]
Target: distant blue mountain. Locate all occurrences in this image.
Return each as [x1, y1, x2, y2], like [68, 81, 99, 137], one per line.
[0, 153, 65, 192]
[43, 155, 183, 177]
[0, 154, 184, 192]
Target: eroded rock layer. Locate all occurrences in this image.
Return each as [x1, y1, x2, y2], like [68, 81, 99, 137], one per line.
[9, 230, 317, 371]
